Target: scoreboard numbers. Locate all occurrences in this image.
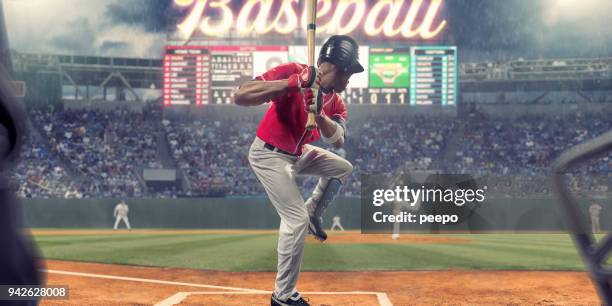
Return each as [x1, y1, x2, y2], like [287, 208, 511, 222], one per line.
[410, 46, 457, 106]
[211, 52, 253, 105]
[163, 46, 287, 106]
[163, 45, 457, 107]
[163, 46, 211, 106]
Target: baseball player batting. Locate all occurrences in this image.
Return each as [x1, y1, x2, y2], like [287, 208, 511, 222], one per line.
[234, 34, 364, 306]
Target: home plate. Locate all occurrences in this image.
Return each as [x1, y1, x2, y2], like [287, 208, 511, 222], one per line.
[167, 292, 383, 306]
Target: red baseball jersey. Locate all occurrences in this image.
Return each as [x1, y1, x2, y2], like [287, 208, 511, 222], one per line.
[254, 63, 348, 155]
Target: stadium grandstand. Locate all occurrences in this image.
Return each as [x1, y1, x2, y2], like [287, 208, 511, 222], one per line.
[8, 50, 611, 200]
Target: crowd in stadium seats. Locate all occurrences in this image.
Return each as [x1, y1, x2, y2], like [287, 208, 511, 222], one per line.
[12, 105, 611, 199]
[25, 107, 162, 198]
[13, 132, 76, 198]
[450, 111, 611, 197]
[451, 111, 611, 175]
[462, 90, 612, 105]
[163, 116, 263, 196]
[161, 114, 456, 197]
[341, 115, 456, 196]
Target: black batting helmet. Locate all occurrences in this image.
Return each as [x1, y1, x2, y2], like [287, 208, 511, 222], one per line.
[318, 35, 364, 74]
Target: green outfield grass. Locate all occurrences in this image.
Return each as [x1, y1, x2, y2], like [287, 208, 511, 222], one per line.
[31, 230, 607, 272]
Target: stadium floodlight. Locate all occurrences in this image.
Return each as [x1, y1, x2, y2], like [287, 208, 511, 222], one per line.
[551, 130, 612, 304]
[543, 0, 610, 25]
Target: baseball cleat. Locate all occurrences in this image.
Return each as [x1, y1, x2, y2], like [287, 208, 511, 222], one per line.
[308, 216, 327, 242]
[271, 292, 310, 306]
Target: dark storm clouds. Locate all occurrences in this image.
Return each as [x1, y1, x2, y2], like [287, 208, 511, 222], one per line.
[5, 0, 612, 59]
[104, 0, 611, 59]
[447, 0, 612, 60]
[49, 18, 97, 55]
[446, 0, 542, 60]
[99, 41, 131, 54]
[104, 0, 171, 33]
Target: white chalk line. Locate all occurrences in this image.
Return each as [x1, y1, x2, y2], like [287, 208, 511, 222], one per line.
[42, 269, 266, 293]
[155, 291, 393, 306]
[42, 269, 393, 306]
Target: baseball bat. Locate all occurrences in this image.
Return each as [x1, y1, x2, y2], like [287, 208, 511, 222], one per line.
[305, 0, 318, 130]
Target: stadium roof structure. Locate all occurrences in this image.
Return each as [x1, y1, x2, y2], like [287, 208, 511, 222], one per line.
[9, 49, 612, 105]
[459, 57, 612, 93]
[11, 51, 162, 102]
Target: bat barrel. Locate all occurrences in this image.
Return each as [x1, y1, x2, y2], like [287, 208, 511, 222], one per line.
[306, 0, 317, 66]
[307, 31, 315, 66]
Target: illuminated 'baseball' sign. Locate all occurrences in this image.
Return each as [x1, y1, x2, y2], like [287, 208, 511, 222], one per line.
[174, 0, 447, 40]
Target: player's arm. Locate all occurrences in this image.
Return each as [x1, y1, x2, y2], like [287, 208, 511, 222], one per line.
[316, 114, 345, 148]
[234, 65, 316, 106]
[233, 80, 290, 106]
[313, 93, 348, 149]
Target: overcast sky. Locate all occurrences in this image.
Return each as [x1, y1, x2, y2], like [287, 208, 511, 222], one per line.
[3, 0, 611, 60]
[3, 0, 167, 58]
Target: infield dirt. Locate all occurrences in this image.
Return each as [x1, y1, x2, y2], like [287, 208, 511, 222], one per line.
[40, 260, 599, 305]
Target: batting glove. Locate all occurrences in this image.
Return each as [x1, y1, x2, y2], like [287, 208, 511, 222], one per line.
[288, 66, 317, 91]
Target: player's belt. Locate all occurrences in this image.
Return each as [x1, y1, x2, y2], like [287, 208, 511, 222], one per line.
[264, 143, 298, 156]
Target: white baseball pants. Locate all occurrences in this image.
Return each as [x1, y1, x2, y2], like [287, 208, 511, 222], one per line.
[113, 216, 131, 230]
[248, 137, 352, 301]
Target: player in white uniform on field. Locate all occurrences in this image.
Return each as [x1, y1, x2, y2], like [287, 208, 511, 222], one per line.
[391, 172, 422, 240]
[589, 202, 602, 234]
[113, 199, 131, 231]
[330, 215, 344, 231]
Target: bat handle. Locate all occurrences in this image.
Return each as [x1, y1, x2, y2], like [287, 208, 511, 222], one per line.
[306, 109, 317, 130]
[305, 85, 320, 130]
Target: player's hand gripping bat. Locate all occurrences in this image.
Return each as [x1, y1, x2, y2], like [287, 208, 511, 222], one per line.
[305, 0, 321, 130]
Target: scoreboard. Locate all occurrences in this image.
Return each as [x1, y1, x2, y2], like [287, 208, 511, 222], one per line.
[163, 45, 457, 107]
[362, 47, 411, 104]
[342, 46, 457, 105]
[164, 46, 287, 106]
[410, 46, 457, 106]
[210, 47, 254, 105]
[163, 46, 211, 106]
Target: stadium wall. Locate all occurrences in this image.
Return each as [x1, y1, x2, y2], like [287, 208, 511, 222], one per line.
[20, 197, 610, 232]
